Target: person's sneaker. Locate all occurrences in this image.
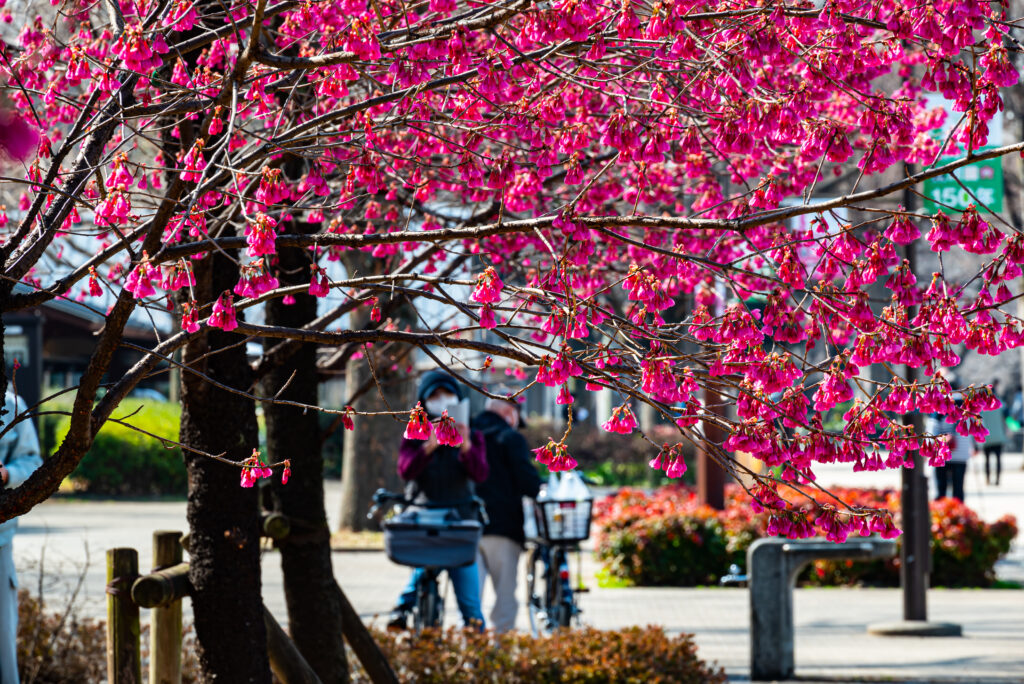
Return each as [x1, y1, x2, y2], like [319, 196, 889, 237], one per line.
[386, 609, 409, 631]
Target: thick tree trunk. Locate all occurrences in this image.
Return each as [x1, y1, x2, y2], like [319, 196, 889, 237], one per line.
[336, 348, 409, 531]
[263, 240, 349, 682]
[179, 249, 270, 683]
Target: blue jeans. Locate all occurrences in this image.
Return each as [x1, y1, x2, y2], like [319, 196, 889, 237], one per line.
[397, 561, 484, 630]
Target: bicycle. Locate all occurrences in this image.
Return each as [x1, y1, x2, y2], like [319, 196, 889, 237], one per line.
[524, 495, 592, 634]
[368, 488, 487, 632]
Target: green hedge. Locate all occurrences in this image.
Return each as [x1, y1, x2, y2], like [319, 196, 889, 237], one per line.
[47, 400, 186, 496]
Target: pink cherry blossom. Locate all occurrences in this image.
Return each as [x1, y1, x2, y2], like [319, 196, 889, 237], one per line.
[434, 410, 462, 447]
[208, 292, 238, 331]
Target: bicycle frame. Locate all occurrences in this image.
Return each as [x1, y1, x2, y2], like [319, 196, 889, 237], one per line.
[369, 488, 484, 633]
[525, 540, 581, 635]
[412, 567, 445, 632]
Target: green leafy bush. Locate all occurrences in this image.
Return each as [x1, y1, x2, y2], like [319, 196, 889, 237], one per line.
[354, 626, 725, 683]
[48, 400, 186, 496]
[595, 485, 1018, 588]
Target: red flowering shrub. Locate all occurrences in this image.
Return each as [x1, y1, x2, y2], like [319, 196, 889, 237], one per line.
[595, 486, 760, 585]
[595, 486, 1018, 588]
[928, 498, 1017, 587]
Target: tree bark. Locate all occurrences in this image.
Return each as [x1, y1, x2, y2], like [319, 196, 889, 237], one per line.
[263, 237, 349, 682]
[179, 247, 270, 682]
[336, 340, 409, 531]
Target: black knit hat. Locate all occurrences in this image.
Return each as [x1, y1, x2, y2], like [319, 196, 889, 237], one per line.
[417, 369, 465, 404]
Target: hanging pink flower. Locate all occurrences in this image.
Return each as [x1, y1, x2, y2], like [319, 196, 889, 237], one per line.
[602, 404, 638, 434]
[404, 402, 432, 440]
[533, 442, 553, 466]
[650, 443, 688, 479]
[470, 266, 503, 304]
[884, 209, 920, 245]
[95, 189, 133, 227]
[160, 259, 195, 291]
[435, 410, 463, 447]
[165, 0, 200, 32]
[87, 267, 103, 297]
[246, 213, 278, 257]
[665, 455, 687, 479]
[208, 292, 238, 331]
[309, 265, 329, 297]
[369, 298, 381, 323]
[125, 253, 157, 298]
[281, 460, 291, 485]
[556, 385, 573, 405]
[532, 440, 576, 472]
[180, 139, 207, 182]
[240, 466, 258, 488]
[181, 300, 201, 333]
[240, 449, 272, 488]
[478, 303, 497, 329]
[342, 406, 355, 431]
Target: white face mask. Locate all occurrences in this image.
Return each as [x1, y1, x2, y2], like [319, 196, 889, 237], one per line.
[425, 395, 459, 417]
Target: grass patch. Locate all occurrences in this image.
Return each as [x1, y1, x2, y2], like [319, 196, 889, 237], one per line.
[594, 566, 634, 589]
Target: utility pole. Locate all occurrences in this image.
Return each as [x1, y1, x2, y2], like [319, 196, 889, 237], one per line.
[697, 381, 726, 510]
[869, 167, 959, 637]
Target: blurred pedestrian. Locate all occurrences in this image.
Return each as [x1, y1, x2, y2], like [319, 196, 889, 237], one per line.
[387, 370, 488, 631]
[1, 392, 43, 684]
[927, 397, 971, 502]
[978, 380, 1008, 486]
[473, 394, 541, 633]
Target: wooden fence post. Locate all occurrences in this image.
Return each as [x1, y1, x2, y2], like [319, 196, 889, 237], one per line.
[150, 532, 184, 684]
[106, 548, 141, 684]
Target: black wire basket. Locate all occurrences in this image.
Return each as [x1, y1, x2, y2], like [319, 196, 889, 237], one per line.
[532, 498, 592, 544]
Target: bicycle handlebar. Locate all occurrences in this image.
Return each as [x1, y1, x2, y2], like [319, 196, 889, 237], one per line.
[367, 488, 489, 525]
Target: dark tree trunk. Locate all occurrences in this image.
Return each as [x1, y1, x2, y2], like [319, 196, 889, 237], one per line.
[263, 237, 349, 682]
[179, 248, 270, 683]
[337, 341, 410, 531]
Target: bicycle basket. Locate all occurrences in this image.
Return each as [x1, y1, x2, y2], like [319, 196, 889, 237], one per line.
[383, 509, 483, 568]
[534, 499, 592, 543]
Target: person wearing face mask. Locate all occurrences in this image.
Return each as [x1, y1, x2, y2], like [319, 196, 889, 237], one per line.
[387, 370, 488, 631]
[0, 391, 43, 684]
[472, 392, 542, 633]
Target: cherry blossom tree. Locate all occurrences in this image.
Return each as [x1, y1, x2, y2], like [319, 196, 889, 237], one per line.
[1, 0, 1023, 678]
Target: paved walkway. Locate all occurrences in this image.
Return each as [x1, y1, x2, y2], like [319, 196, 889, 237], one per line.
[12, 453, 1024, 682]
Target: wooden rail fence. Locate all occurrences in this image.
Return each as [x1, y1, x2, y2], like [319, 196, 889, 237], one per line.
[106, 528, 398, 684]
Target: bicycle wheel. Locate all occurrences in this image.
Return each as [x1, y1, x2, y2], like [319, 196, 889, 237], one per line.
[524, 546, 546, 636]
[548, 547, 572, 629]
[413, 570, 442, 632]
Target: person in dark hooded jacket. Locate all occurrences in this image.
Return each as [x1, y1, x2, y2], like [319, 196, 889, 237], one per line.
[472, 395, 541, 632]
[387, 370, 488, 630]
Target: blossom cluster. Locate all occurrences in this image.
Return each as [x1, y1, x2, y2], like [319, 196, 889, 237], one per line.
[5, 0, 1022, 530]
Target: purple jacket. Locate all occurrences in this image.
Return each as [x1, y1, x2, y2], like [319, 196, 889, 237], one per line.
[398, 433, 488, 516]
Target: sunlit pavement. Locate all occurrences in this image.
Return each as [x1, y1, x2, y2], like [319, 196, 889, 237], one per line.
[14, 452, 1024, 682]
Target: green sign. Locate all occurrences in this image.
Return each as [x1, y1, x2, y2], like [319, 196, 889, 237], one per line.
[923, 149, 1003, 213]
